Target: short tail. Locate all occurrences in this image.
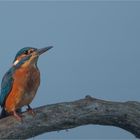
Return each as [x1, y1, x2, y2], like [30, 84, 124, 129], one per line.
[0, 108, 9, 119]
[0, 108, 22, 119]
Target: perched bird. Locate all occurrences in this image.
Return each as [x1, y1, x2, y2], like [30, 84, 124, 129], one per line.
[0, 46, 53, 120]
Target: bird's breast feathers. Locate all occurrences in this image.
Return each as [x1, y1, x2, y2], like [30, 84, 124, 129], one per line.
[5, 66, 40, 111]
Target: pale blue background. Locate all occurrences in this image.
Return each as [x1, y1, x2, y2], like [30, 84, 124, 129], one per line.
[0, 1, 139, 139]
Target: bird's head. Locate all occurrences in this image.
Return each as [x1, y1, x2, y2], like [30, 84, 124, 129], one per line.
[13, 46, 53, 67]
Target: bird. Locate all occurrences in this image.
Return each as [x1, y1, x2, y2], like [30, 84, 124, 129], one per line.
[0, 46, 53, 120]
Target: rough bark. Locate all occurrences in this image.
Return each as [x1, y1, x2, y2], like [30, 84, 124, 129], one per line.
[0, 96, 140, 139]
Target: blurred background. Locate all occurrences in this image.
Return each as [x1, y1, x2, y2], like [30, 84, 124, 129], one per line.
[0, 1, 139, 139]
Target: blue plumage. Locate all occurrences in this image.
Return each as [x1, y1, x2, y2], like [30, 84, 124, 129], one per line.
[13, 47, 36, 62]
[0, 55, 31, 107]
[0, 46, 52, 120]
[0, 68, 14, 107]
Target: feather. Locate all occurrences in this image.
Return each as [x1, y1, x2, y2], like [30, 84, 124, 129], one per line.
[0, 55, 31, 107]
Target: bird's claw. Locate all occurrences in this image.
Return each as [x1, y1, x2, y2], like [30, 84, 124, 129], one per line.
[27, 108, 36, 116]
[13, 111, 23, 121]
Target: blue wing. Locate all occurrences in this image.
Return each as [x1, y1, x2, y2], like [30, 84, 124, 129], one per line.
[0, 55, 31, 107]
[0, 68, 14, 107]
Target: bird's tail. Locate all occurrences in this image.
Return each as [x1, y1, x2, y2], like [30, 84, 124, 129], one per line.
[0, 108, 22, 119]
[0, 108, 9, 119]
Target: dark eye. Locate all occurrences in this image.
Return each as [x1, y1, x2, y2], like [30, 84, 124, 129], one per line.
[29, 50, 34, 53]
[24, 50, 28, 55]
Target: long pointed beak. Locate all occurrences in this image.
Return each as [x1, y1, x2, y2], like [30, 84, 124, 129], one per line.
[37, 46, 53, 55]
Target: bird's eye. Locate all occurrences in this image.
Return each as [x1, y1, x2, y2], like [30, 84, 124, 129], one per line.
[29, 50, 33, 53]
[24, 50, 28, 55]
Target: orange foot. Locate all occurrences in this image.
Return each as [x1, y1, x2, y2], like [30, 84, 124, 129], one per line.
[13, 110, 22, 121]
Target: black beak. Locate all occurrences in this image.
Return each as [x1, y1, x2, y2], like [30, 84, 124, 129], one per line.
[37, 46, 53, 55]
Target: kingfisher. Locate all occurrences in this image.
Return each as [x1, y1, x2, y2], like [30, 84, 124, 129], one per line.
[0, 46, 53, 120]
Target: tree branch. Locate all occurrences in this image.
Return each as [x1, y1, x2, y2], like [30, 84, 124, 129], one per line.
[0, 96, 140, 139]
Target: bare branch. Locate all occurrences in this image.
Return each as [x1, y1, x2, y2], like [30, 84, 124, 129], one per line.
[0, 96, 140, 139]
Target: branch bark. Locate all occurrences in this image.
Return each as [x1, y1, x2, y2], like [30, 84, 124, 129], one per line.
[0, 96, 140, 139]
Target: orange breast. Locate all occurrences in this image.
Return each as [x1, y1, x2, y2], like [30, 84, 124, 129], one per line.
[5, 65, 40, 112]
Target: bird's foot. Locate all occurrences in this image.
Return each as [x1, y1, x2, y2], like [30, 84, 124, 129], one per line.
[27, 108, 36, 116]
[27, 105, 36, 116]
[13, 111, 22, 121]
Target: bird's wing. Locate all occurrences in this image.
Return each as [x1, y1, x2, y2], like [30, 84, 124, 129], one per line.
[0, 68, 14, 107]
[0, 55, 31, 107]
